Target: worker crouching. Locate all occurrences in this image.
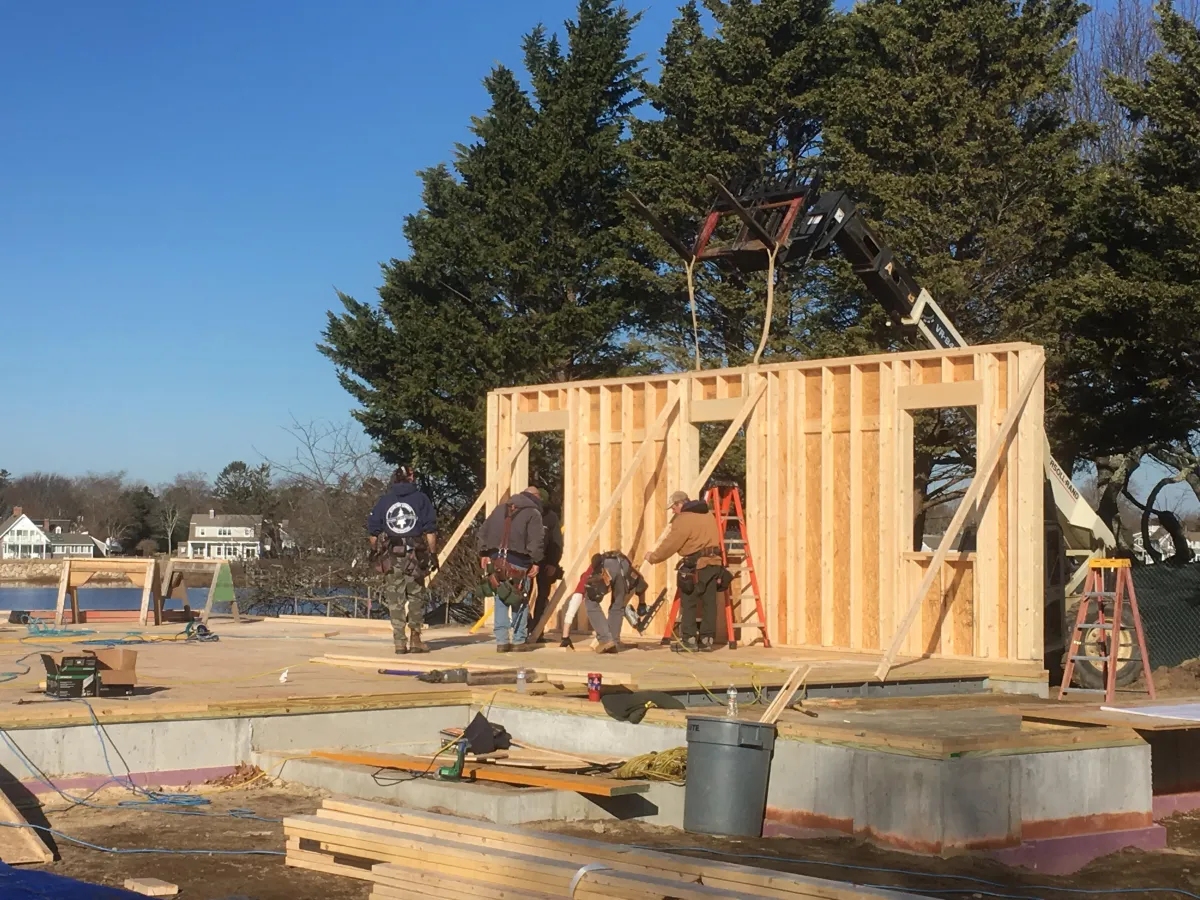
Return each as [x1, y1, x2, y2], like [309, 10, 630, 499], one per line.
[478, 487, 545, 652]
[643, 490, 724, 653]
[560, 552, 648, 652]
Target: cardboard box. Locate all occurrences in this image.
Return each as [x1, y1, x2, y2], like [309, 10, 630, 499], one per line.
[42, 649, 138, 688]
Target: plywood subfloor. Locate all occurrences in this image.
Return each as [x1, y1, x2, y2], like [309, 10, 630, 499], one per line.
[0, 617, 1047, 730]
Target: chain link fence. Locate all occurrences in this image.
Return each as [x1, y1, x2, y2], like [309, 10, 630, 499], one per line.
[1132, 563, 1200, 668]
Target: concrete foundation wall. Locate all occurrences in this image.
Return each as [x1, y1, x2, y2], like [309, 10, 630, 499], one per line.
[766, 739, 1152, 853]
[0, 705, 472, 781]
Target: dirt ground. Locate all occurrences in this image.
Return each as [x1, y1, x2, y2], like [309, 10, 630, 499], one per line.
[26, 777, 1200, 898]
[29, 784, 367, 900]
[545, 817, 1200, 897]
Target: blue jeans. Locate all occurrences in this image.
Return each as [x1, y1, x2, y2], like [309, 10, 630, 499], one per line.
[494, 599, 529, 645]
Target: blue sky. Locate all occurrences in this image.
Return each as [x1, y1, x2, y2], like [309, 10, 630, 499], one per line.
[1, 1, 682, 485]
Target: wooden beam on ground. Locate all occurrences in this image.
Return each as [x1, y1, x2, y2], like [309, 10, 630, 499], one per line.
[529, 394, 681, 641]
[311, 653, 636, 686]
[306, 799, 925, 899]
[307, 751, 648, 796]
[875, 356, 1045, 681]
[0, 790, 53, 864]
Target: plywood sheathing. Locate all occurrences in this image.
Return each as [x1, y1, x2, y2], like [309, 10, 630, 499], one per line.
[482, 343, 1046, 665]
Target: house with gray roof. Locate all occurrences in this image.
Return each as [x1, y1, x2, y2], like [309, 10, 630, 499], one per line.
[50, 532, 102, 558]
[187, 510, 264, 560]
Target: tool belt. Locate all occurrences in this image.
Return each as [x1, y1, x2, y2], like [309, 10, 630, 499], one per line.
[482, 558, 530, 608]
[480, 503, 531, 608]
[676, 546, 725, 591]
[373, 535, 433, 578]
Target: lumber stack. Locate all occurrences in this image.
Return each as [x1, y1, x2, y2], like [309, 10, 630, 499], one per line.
[284, 798, 925, 899]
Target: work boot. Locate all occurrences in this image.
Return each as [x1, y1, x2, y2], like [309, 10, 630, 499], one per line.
[408, 632, 430, 654]
[672, 638, 699, 654]
[394, 643, 408, 655]
[560, 637, 574, 649]
[593, 640, 616, 654]
[513, 642, 536, 652]
[699, 636, 716, 653]
[497, 643, 513, 653]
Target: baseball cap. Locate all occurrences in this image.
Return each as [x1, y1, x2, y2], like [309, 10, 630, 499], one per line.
[667, 490, 689, 509]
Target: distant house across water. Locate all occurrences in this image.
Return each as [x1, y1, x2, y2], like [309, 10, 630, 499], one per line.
[186, 510, 264, 560]
[0, 507, 103, 558]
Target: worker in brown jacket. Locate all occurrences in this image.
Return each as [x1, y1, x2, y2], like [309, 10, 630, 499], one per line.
[641, 490, 724, 653]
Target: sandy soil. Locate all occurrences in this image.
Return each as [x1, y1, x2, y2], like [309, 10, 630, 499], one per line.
[29, 784, 367, 900]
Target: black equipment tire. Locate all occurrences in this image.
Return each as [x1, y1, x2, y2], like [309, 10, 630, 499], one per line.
[1065, 601, 1144, 689]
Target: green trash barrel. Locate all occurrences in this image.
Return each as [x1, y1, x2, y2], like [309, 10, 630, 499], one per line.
[683, 715, 777, 837]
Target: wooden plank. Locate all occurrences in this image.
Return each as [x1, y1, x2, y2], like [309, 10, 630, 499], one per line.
[514, 410, 568, 433]
[897, 380, 982, 410]
[137, 559, 155, 627]
[314, 654, 636, 686]
[319, 800, 911, 900]
[529, 393, 681, 641]
[689, 396, 749, 423]
[53, 559, 70, 627]
[832, 368, 851, 647]
[483, 341, 1036, 394]
[820, 367, 835, 647]
[308, 752, 649, 796]
[788, 369, 804, 646]
[849, 365, 863, 649]
[876, 355, 1046, 680]
[0, 789, 53, 864]
[765, 372, 781, 641]
[1017, 348, 1045, 661]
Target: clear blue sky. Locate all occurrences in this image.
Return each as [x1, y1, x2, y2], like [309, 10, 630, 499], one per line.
[1, 0, 682, 485]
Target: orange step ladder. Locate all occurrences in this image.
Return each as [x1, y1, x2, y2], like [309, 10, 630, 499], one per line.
[659, 485, 771, 649]
[1058, 558, 1155, 704]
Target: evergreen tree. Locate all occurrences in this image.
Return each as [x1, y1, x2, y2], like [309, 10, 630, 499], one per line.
[1053, 2, 1200, 516]
[815, 0, 1088, 355]
[213, 461, 274, 515]
[627, 0, 835, 369]
[810, 0, 1087, 539]
[321, 0, 650, 509]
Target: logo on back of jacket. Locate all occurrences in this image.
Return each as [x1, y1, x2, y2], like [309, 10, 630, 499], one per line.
[385, 502, 418, 536]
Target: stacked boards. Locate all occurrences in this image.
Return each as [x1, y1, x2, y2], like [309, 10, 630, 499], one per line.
[285, 798, 924, 899]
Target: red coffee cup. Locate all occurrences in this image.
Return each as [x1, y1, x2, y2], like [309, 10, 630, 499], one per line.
[587, 672, 602, 701]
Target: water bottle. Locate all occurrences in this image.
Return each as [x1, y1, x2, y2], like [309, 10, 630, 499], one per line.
[516, 669, 527, 693]
[725, 684, 738, 718]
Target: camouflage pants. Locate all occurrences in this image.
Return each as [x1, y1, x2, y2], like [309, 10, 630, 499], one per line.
[384, 569, 426, 649]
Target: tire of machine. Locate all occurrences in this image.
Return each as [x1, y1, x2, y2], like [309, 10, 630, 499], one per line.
[1064, 601, 1143, 689]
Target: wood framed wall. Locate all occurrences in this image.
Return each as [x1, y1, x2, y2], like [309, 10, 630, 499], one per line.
[482, 342, 1045, 664]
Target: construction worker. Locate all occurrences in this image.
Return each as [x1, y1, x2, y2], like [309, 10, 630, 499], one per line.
[367, 466, 438, 655]
[641, 490, 723, 653]
[558, 552, 648, 652]
[531, 505, 563, 642]
[478, 486, 545, 652]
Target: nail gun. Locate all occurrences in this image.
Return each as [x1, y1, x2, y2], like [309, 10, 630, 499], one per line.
[624, 587, 670, 634]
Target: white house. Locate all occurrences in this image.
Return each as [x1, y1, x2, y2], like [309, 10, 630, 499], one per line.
[1132, 527, 1200, 564]
[0, 508, 53, 559]
[187, 511, 264, 560]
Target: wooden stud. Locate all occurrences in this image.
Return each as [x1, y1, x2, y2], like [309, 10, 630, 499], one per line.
[529, 394, 681, 641]
[876, 355, 1046, 680]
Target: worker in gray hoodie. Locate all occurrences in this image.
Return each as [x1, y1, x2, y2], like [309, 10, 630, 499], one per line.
[477, 486, 545, 652]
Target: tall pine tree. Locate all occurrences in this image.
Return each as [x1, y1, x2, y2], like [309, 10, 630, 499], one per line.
[321, 1, 650, 509]
[1054, 1, 1200, 531]
[626, 0, 835, 369]
[812, 0, 1087, 541]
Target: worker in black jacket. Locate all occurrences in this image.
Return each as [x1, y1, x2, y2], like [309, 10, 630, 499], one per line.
[367, 466, 438, 654]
